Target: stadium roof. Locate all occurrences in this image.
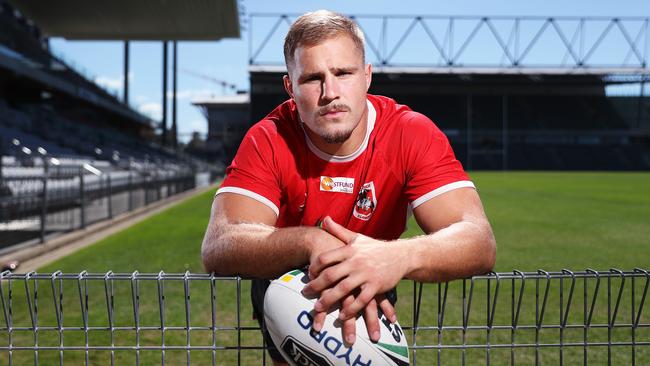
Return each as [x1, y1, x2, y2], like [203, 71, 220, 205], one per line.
[8, 0, 240, 40]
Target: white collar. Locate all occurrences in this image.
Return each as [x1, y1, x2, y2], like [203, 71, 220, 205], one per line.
[302, 99, 376, 163]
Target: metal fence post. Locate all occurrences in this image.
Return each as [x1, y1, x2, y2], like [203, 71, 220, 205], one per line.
[107, 174, 112, 219]
[161, 171, 165, 200]
[166, 172, 170, 198]
[128, 172, 133, 211]
[159, 171, 163, 200]
[154, 170, 158, 202]
[79, 169, 85, 229]
[0, 139, 4, 186]
[40, 163, 48, 243]
[154, 170, 159, 202]
[142, 175, 151, 206]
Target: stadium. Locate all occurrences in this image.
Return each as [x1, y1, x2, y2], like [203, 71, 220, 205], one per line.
[0, 1, 649, 365]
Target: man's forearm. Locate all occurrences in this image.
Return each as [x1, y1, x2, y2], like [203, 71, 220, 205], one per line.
[398, 219, 496, 283]
[202, 221, 312, 278]
[202, 219, 344, 278]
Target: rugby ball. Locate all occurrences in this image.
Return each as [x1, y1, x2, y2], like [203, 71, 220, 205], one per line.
[264, 269, 409, 366]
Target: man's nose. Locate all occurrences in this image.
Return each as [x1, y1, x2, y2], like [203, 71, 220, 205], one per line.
[321, 75, 339, 102]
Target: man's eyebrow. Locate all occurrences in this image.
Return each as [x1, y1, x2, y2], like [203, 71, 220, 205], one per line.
[298, 71, 323, 82]
[298, 66, 360, 82]
[331, 66, 358, 73]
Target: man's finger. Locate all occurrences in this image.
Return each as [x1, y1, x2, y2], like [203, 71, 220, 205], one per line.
[364, 298, 381, 342]
[322, 216, 357, 244]
[341, 294, 356, 345]
[316, 275, 363, 313]
[340, 285, 377, 319]
[305, 259, 351, 295]
[312, 311, 327, 332]
[377, 295, 397, 323]
[308, 245, 350, 280]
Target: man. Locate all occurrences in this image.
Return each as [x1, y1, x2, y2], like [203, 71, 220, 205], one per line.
[201, 10, 496, 365]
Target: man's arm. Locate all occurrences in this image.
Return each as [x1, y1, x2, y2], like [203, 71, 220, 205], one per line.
[202, 191, 398, 344]
[404, 186, 496, 282]
[305, 187, 496, 318]
[201, 192, 344, 278]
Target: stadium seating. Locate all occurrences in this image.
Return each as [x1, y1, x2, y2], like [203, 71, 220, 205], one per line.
[0, 99, 191, 168]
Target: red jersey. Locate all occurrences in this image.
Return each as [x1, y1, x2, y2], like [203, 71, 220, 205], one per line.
[217, 94, 474, 240]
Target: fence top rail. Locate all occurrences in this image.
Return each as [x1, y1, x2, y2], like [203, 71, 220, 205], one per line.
[0, 271, 238, 281]
[1, 269, 647, 281]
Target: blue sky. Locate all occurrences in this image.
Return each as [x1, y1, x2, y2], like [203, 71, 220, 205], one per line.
[48, 0, 650, 142]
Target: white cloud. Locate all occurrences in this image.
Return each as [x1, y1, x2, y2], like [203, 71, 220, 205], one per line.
[94, 72, 134, 90]
[138, 102, 162, 120]
[95, 76, 123, 90]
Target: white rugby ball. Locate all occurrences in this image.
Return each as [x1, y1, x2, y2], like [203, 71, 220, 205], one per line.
[264, 269, 410, 366]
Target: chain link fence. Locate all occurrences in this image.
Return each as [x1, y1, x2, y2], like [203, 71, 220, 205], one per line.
[0, 269, 647, 365]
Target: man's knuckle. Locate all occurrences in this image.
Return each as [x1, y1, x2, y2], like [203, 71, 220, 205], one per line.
[323, 269, 336, 282]
[319, 288, 331, 299]
[349, 303, 362, 315]
[343, 294, 355, 306]
[359, 291, 374, 304]
[340, 280, 354, 293]
[315, 255, 327, 267]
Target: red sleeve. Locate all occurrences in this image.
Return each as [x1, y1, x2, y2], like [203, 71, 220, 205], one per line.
[217, 122, 282, 215]
[400, 112, 474, 208]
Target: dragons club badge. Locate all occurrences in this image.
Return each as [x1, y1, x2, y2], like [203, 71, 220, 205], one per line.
[353, 182, 377, 220]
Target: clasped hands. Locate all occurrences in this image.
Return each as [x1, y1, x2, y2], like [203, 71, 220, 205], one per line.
[301, 216, 406, 345]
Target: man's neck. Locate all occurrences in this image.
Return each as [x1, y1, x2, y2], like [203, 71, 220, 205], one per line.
[305, 107, 369, 157]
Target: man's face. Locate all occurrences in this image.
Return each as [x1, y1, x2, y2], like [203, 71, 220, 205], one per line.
[284, 35, 372, 145]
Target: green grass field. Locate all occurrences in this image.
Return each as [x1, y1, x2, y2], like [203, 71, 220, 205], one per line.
[1, 172, 649, 365]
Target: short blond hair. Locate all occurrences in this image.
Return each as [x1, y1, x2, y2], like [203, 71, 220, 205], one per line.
[284, 10, 365, 69]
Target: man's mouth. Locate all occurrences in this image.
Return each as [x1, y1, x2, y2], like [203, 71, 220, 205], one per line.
[322, 110, 345, 117]
[319, 106, 349, 117]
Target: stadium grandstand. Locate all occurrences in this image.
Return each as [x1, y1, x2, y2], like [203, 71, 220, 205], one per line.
[0, 0, 239, 251]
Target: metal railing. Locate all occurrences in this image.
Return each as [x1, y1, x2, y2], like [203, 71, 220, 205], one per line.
[249, 14, 650, 72]
[0, 269, 647, 365]
[0, 168, 196, 250]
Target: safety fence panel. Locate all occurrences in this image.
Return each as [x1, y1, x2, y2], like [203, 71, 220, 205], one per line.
[0, 269, 647, 365]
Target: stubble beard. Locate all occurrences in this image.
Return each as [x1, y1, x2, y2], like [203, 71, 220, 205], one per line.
[320, 126, 355, 144]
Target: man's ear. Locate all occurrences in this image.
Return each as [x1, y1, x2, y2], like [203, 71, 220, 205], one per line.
[283, 75, 294, 99]
[365, 63, 372, 91]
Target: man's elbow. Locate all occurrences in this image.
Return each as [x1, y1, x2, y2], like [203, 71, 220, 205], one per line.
[200, 237, 215, 273]
[201, 231, 227, 274]
[478, 228, 497, 274]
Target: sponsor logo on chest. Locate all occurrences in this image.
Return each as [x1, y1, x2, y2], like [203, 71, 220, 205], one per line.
[320, 176, 355, 194]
